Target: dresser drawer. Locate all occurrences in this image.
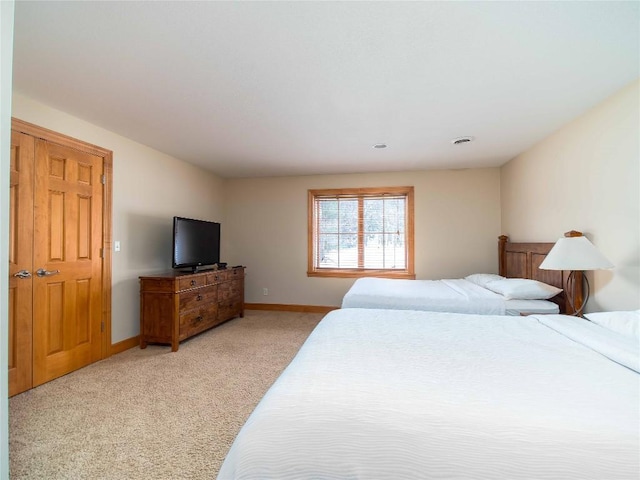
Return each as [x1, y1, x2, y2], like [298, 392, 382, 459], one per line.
[218, 280, 242, 301]
[178, 275, 208, 291]
[229, 267, 244, 279]
[179, 285, 217, 312]
[218, 301, 243, 323]
[207, 267, 244, 285]
[179, 304, 219, 340]
[217, 281, 230, 300]
[207, 271, 226, 284]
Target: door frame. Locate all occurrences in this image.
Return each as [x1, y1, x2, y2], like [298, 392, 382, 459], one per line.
[11, 117, 113, 359]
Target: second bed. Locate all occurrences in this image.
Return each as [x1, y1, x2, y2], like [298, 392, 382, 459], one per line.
[341, 235, 581, 315]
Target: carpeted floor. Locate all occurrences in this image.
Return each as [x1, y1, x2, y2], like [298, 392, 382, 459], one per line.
[9, 310, 325, 479]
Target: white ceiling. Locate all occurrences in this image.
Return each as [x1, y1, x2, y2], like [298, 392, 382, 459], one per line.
[12, 1, 639, 178]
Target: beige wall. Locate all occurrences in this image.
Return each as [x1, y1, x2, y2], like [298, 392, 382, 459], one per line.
[501, 79, 640, 311]
[11, 93, 225, 343]
[223, 169, 502, 307]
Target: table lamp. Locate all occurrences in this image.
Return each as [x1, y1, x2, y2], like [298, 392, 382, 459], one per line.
[539, 230, 613, 316]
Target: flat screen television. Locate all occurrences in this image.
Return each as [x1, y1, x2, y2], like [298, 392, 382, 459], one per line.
[172, 216, 221, 272]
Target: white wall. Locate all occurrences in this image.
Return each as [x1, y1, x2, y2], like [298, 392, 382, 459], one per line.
[1, 3, 15, 478]
[224, 168, 502, 307]
[501, 79, 640, 311]
[11, 94, 226, 343]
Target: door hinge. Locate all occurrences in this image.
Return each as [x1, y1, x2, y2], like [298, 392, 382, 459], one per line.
[101, 321, 105, 333]
[101, 174, 106, 185]
[100, 247, 104, 258]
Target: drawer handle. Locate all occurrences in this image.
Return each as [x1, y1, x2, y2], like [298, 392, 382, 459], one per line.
[196, 295, 202, 301]
[190, 280, 196, 286]
[214, 275, 218, 281]
[195, 315, 203, 322]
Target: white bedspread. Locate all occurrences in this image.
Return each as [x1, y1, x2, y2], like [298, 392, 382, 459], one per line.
[342, 277, 511, 314]
[218, 309, 639, 480]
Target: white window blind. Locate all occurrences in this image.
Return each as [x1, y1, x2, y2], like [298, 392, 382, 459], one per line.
[308, 187, 414, 278]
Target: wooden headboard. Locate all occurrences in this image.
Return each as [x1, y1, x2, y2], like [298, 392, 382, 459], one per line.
[498, 235, 583, 314]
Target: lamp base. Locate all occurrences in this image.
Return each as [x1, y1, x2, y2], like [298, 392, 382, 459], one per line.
[567, 270, 590, 317]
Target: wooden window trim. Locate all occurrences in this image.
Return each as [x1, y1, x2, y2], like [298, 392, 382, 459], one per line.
[307, 186, 415, 279]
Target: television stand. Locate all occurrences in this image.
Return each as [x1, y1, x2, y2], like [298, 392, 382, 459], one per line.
[139, 266, 245, 351]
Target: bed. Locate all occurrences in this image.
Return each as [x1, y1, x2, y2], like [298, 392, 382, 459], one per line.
[218, 308, 639, 479]
[341, 235, 582, 315]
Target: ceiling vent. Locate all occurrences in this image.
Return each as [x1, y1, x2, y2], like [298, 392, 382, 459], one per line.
[451, 136, 474, 145]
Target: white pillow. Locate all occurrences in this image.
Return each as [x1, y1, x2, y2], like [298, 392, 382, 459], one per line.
[485, 278, 563, 300]
[465, 273, 505, 288]
[584, 310, 640, 340]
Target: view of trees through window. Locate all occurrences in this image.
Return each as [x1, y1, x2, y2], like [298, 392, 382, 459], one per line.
[315, 195, 407, 269]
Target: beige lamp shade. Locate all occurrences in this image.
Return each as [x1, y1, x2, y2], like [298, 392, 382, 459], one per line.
[539, 236, 614, 271]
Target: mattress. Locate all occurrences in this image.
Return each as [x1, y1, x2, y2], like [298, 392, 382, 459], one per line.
[504, 298, 560, 315]
[218, 309, 639, 480]
[341, 277, 559, 315]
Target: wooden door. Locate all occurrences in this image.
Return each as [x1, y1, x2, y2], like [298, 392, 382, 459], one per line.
[8, 119, 112, 396]
[8, 131, 35, 397]
[32, 139, 105, 387]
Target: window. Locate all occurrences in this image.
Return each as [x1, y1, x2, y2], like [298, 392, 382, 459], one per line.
[307, 186, 415, 278]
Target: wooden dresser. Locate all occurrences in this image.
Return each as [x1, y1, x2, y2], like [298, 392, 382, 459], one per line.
[139, 266, 245, 351]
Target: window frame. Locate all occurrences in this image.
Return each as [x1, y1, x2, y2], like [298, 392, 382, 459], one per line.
[307, 186, 415, 279]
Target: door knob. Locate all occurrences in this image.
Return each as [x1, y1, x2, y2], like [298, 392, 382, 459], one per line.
[13, 270, 32, 279]
[36, 268, 60, 277]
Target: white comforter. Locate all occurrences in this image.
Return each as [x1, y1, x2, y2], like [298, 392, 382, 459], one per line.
[218, 309, 640, 480]
[342, 277, 509, 314]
